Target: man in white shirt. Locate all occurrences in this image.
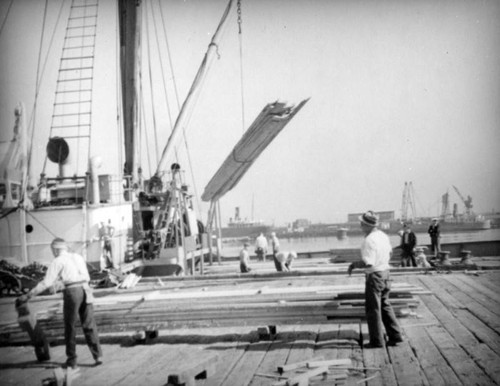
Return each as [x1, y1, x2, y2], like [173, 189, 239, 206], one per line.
[255, 233, 268, 261]
[21, 238, 102, 368]
[270, 232, 281, 270]
[239, 242, 252, 273]
[348, 211, 403, 348]
[274, 251, 297, 272]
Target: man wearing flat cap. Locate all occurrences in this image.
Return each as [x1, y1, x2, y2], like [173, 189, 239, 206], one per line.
[21, 238, 102, 368]
[348, 211, 403, 348]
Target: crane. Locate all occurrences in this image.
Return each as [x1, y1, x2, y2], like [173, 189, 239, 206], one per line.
[401, 181, 417, 222]
[452, 185, 473, 216]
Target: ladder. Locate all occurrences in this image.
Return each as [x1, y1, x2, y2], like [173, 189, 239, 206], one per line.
[48, 0, 99, 176]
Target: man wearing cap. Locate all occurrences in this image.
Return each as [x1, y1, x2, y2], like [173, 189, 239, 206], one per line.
[400, 223, 417, 267]
[428, 218, 441, 258]
[21, 238, 102, 368]
[348, 211, 403, 348]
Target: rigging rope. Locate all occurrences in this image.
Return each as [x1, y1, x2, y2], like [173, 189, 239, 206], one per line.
[156, 0, 203, 219]
[237, 0, 246, 133]
[144, 0, 160, 164]
[152, 0, 174, 134]
[27, 0, 66, 180]
[35, 0, 50, 179]
[0, 0, 14, 38]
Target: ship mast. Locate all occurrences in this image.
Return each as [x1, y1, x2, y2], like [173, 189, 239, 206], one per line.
[119, 0, 141, 184]
[154, 0, 236, 178]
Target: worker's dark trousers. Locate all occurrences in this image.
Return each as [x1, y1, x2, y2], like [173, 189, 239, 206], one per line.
[365, 271, 402, 346]
[63, 287, 102, 366]
[401, 250, 417, 267]
[273, 254, 283, 271]
[430, 238, 441, 256]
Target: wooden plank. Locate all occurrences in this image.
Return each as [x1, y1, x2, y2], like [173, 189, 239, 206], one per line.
[220, 340, 273, 386]
[412, 275, 500, 357]
[416, 291, 495, 385]
[428, 274, 500, 332]
[400, 311, 461, 386]
[337, 322, 363, 386]
[0, 344, 67, 386]
[251, 325, 298, 386]
[447, 274, 500, 308]
[200, 341, 250, 386]
[441, 274, 500, 318]
[360, 323, 398, 386]
[415, 275, 465, 310]
[98, 344, 167, 385]
[78, 343, 128, 385]
[167, 351, 219, 385]
[474, 271, 500, 293]
[453, 308, 500, 358]
[282, 324, 320, 372]
[386, 339, 426, 385]
[426, 324, 494, 386]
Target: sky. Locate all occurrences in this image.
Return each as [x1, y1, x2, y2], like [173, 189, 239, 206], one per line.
[1, 0, 499, 226]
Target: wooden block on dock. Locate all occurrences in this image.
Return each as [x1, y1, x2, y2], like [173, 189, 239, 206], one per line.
[307, 358, 352, 368]
[257, 325, 277, 340]
[166, 353, 218, 386]
[278, 356, 325, 374]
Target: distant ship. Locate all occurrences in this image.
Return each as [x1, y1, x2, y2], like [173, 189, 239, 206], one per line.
[388, 185, 492, 233]
[385, 217, 491, 234]
[220, 207, 271, 239]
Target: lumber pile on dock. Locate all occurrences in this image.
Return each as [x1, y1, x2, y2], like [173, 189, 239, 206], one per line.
[0, 283, 424, 344]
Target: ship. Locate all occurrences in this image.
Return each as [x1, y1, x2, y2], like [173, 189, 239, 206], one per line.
[0, 0, 306, 277]
[0, 0, 235, 275]
[220, 207, 271, 240]
[389, 183, 491, 233]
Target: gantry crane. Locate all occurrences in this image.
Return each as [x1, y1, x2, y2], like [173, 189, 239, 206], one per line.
[401, 181, 417, 222]
[452, 185, 473, 216]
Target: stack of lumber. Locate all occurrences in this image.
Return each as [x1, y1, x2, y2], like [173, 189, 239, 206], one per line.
[0, 283, 425, 344]
[201, 99, 308, 202]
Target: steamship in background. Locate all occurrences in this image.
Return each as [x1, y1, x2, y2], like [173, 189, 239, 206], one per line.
[220, 207, 271, 240]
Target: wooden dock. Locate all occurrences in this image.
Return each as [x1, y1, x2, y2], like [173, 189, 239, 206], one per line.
[1, 256, 500, 385]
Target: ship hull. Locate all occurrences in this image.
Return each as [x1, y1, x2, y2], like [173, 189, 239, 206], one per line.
[386, 219, 492, 234]
[0, 203, 133, 267]
[220, 225, 272, 240]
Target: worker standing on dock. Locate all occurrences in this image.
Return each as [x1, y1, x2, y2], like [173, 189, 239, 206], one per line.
[255, 233, 268, 261]
[98, 219, 115, 271]
[270, 232, 281, 271]
[400, 223, 417, 267]
[19, 238, 102, 369]
[428, 218, 441, 258]
[348, 211, 403, 348]
[239, 242, 252, 273]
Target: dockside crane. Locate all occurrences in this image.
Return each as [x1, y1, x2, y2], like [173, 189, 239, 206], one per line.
[452, 185, 473, 216]
[401, 181, 417, 222]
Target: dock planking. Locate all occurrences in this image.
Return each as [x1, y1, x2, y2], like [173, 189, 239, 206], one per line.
[1, 267, 500, 385]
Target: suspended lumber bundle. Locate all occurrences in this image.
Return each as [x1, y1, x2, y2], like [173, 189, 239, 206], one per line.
[0, 283, 422, 344]
[202, 99, 309, 202]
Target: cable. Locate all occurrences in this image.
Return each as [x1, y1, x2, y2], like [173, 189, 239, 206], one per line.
[144, 0, 160, 163]
[33, 0, 50, 180]
[0, 0, 14, 38]
[237, 0, 246, 133]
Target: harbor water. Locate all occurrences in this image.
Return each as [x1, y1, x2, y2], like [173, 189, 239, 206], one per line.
[219, 228, 500, 258]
